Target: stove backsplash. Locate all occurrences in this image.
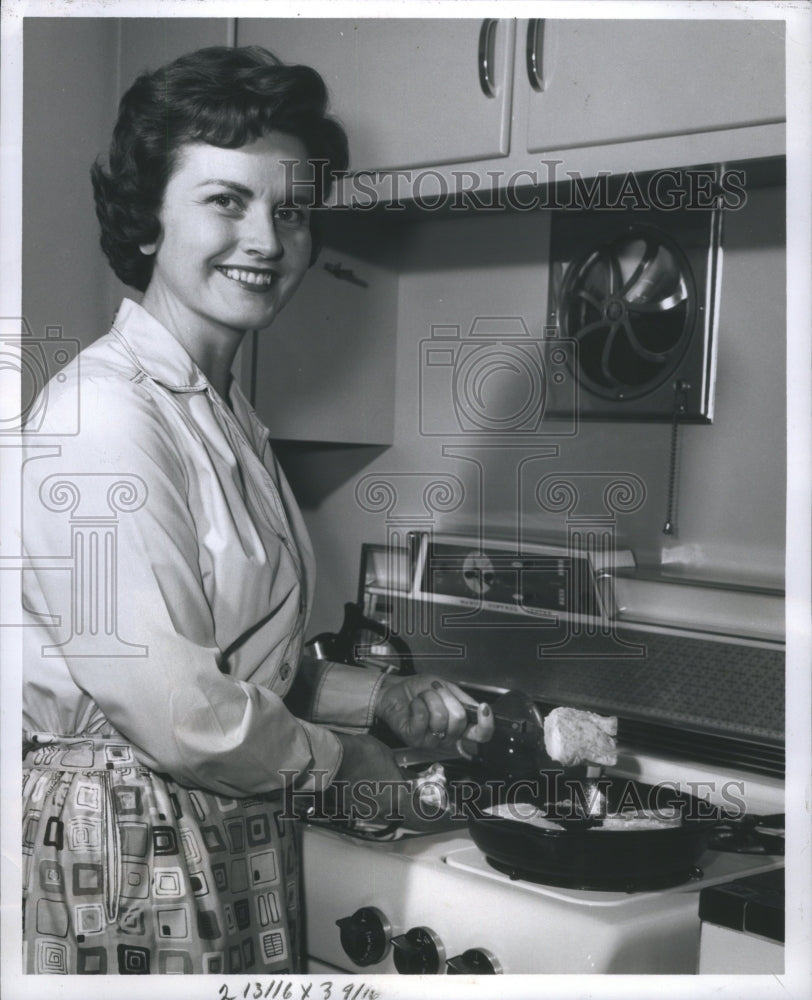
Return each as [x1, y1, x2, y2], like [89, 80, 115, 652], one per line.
[360, 590, 784, 780]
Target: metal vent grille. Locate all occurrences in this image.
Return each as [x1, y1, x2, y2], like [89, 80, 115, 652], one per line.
[529, 697, 786, 780]
[614, 718, 784, 779]
[557, 225, 697, 402]
[545, 206, 722, 421]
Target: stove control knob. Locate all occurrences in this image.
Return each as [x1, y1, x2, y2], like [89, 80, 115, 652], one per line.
[446, 948, 502, 975]
[390, 926, 445, 975]
[335, 907, 391, 967]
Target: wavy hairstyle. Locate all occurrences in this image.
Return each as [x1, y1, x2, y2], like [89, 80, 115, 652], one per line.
[91, 45, 349, 291]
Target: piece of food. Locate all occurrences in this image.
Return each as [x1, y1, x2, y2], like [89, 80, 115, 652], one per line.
[413, 762, 449, 812]
[543, 707, 618, 767]
[590, 808, 682, 831]
[484, 802, 564, 830]
[488, 803, 681, 832]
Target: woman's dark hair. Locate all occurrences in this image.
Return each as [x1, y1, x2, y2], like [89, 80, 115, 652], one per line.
[91, 45, 349, 291]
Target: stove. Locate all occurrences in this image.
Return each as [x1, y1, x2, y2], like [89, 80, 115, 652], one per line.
[301, 819, 782, 975]
[301, 535, 785, 975]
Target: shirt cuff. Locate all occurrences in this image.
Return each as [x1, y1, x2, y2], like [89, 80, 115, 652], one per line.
[291, 718, 344, 792]
[304, 658, 387, 731]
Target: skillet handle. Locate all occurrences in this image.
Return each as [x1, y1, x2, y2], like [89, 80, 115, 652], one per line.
[463, 691, 557, 780]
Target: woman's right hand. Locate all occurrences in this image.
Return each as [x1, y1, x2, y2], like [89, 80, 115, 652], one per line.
[326, 732, 444, 831]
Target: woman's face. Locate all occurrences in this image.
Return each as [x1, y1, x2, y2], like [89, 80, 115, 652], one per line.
[142, 131, 314, 342]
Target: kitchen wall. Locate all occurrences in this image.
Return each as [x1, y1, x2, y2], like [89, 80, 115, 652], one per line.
[22, 17, 232, 352]
[289, 185, 786, 636]
[22, 18, 121, 353]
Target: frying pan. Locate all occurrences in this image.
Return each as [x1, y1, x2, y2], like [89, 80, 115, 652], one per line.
[467, 777, 720, 891]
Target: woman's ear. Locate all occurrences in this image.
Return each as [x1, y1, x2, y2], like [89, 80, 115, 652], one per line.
[139, 221, 162, 257]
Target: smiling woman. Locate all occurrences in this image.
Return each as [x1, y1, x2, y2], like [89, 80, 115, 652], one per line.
[21, 44, 494, 977]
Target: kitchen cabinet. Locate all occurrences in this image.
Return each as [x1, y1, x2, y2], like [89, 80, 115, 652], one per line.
[236, 18, 516, 172]
[233, 17, 783, 205]
[246, 220, 398, 445]
[523, 19, 785, 152]
[116, 18, 785, 200]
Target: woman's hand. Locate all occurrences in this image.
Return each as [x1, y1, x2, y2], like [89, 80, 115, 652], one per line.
[327, 732, 443, 831]
[374, 674, 494, 757]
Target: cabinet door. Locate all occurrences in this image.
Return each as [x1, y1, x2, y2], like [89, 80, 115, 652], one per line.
[237, 18, 515, 171]
[525, 19, 785, 153]
[249, 246, 397, 445]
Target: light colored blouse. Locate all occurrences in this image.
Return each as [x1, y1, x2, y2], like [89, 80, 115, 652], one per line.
[22, 298, 383, 797]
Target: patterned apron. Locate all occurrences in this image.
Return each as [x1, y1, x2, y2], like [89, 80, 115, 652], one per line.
[22, 735, 302, 975]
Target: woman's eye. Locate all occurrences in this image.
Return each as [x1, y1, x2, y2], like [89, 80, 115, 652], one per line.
[274, 206, 309, 226]
[208, 194, 242, 212]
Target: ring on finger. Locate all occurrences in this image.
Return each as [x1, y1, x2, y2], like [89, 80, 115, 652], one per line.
[430, 730, 446, 740]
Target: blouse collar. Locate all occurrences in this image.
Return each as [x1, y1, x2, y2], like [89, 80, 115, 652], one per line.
[110, 298, 270, 453]
[110, 298, 210, 393]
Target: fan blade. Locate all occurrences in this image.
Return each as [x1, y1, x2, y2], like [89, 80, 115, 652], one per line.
[600, 322, 622, 383]
[620, 316, 671, 363]
[572, 319, 608, 342]
[627, 286, 689, 313]
[619, 237, 660, 298]
[575, 288, 604, 311]
[606, 249, 623, 297]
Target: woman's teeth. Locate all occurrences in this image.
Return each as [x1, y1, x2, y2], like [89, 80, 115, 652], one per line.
[219, 267, 274, 287]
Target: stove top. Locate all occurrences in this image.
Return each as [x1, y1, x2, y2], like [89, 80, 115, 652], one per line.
[443, 843, 784, 904]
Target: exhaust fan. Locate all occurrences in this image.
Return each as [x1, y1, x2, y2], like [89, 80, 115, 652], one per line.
[545, 207, 722, 422]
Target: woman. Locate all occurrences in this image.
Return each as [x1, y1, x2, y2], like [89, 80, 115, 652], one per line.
[22, 45, 491, 976]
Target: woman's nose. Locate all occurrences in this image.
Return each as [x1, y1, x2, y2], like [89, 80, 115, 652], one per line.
[241, 209, 283, 259]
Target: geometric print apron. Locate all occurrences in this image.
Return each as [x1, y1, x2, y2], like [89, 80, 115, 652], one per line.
[22, 736, 302, 975]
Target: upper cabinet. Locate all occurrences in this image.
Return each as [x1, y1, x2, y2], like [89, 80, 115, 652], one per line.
[237, 18, 515, 171]
[523, 19, 785, 152]
[236, 17, 784, 201]
[116, 18, 785, 194]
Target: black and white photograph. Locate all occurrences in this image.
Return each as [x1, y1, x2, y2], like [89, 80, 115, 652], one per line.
[1, 2, 810, 999]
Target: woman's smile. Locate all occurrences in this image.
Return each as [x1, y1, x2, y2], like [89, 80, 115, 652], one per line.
[215, 264, 277, 290]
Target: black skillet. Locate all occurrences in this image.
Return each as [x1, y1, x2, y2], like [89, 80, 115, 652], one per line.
[467, 777, 721, 891]
[463, 691, 720, 890]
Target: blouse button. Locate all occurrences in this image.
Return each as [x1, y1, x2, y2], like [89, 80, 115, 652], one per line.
[280, 663, 292, 680]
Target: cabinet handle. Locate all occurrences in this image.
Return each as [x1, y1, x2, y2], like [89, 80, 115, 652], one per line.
[478, 19, 498, 97]
[526, 18, 546, 91]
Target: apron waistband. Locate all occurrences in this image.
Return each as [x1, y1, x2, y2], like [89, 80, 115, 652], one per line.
[23, 733, 143, 772]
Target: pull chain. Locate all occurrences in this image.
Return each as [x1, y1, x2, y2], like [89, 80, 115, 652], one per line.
[663, 379, 690, 535]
